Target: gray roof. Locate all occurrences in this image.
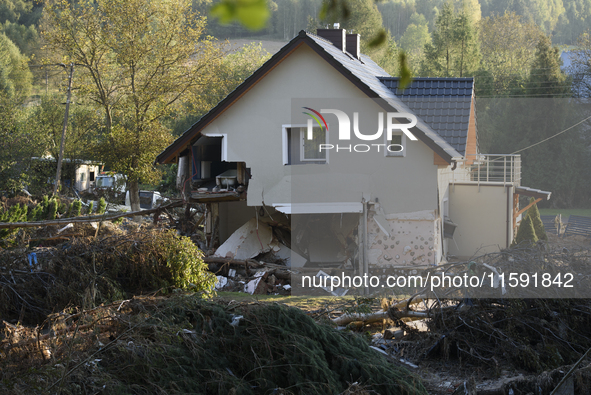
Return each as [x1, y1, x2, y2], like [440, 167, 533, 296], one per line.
[306, 33, 463, 159]
[157, 31, 469, 164]
[379, 77, 474, 156]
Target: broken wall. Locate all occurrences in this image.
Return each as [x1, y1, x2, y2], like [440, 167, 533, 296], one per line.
[367, 209, 439, 267]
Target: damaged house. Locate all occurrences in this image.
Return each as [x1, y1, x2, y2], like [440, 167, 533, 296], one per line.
[156, 28, 549, 282]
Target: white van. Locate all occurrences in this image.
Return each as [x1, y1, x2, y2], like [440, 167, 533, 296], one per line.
[94, 173, 126, 195]
[125, 190, 165, 210]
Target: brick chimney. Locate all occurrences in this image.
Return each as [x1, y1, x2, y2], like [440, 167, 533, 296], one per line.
[346, 33, 360, 59]
[316, 23, 346, 53]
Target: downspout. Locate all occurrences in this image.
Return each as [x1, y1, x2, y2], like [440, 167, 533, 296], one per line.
[506, 185, 511, 248]
[362, 199, 369, 295]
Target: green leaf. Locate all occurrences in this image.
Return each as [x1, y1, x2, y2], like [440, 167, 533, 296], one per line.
[210, 0, 270, 30]
[367, 28, 387, 48]
[398, 50, 412, 90]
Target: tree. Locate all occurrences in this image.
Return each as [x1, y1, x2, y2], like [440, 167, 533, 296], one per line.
[42, 0, 224, 214]
[478, 12, 544, 95]
[0, 32, 31, 101]
[451, 0, 481, 23]
[568, 32, 591, 98]
[512, 214, 538, 246]
[526, 197, 547, 241]
[30, 94, 101, 161]
[421, 1, 479, 77]
[480, 0, 565, 35]
[400, 13, 431, 73]
[169, 42, 271, 136]
[525, 35, 570, 97]
[1, 21, 39, 57]
[0, 92, 42, 192]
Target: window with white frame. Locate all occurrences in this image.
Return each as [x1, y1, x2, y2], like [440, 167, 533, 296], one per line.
[283, 125, 327, 165]
[385, 132, 406, 157]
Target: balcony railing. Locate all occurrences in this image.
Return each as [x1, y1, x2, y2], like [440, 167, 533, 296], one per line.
[465, 154, 521, 185]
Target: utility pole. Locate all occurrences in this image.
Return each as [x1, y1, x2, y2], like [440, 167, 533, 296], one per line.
[52, 63, 74, 196]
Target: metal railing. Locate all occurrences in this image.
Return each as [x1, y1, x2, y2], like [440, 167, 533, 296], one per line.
[465, 154, 521, 185]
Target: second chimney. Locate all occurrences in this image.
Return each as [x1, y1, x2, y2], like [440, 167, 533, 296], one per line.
[316, 28, 346, 53]
[346, 33, 360, 59]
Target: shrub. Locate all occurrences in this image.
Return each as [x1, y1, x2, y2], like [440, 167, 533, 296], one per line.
[47, 198, 58, 220]
[72, 199, 82, 217]
[0, 203, 27, 239]
[28, 202, 43, 221]
[526, 197, 547, 241]
[87, 200, 94, 215]
[512, 215, 538, 247]
[97, 197, 106, 214]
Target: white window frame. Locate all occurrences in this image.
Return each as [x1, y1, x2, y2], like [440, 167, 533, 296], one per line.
[299, 128, 327, 162]
[384, 131, 406, 157]
[282, 124, 329, 165]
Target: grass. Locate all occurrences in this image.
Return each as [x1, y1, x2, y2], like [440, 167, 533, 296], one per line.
[539, 208, 591, 220]
[214, 291, 357, 311]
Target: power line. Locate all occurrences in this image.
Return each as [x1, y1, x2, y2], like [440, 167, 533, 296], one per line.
[509, 114, 591, 154]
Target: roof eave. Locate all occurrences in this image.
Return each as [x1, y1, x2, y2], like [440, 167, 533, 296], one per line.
[155, 32, 310, 165]
[156, 31, 456, 165]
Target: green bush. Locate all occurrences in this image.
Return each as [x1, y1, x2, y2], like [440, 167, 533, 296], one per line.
[0, 203, 27, 239]
[526, 197, 547, 241]
[97, 197, 106, 214]
[157, 230, 215, 290]
[28, 202, 43, 221]
[87, 200, 94, 215]
[512, 215, 538, 247]
[72, 199, 82, 217]
[47, 198, 58, 220]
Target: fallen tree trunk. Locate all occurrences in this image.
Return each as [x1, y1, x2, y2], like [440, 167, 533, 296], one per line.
[203, 257, 263, 267]
[0, 201, 185, 229]
[332, 297, 430, 326]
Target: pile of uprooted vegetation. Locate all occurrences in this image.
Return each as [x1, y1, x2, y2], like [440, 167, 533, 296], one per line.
[1, 295, 426, 395]
[378, 246, 591, 373]
[0, 227, 216, 324]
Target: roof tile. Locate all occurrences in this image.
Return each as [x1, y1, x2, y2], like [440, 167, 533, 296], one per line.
[378, 76, 474, 155]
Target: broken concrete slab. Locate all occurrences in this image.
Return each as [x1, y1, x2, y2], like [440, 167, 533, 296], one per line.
[214, 218, 274, 260]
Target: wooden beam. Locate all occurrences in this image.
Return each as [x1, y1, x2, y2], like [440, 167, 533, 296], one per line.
[513, 195, 542, 231]
[516, 197, 542, 218]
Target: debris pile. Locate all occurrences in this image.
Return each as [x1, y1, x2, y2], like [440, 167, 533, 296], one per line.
[0, 228, 215, 324]
[207, 217, 302, 295]
[1, 295, 426, 395]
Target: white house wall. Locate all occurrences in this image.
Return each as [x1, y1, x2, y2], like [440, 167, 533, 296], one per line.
[200, 45, 438, 215]
[436, 164, 471, 260]
[75, 164, 99, 192]
[198, 45, 451, 266]
[448, 183, 512, 257]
